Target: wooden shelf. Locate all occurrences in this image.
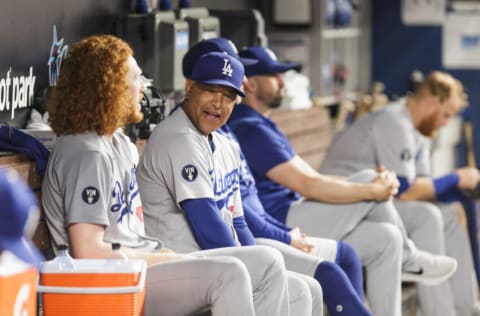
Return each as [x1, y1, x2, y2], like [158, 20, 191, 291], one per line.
[321, 27, 361, 39]
[313, 91, 360, 107]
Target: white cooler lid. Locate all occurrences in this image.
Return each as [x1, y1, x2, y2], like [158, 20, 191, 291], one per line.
[40, 258, 146, 274]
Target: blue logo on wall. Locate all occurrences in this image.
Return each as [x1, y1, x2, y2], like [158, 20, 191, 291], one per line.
[182, 164, 198, 182]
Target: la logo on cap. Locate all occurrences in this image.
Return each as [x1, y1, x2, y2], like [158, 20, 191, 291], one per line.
[222, 59, 233, 77]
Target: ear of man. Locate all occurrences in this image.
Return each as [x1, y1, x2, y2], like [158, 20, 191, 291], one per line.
[243, 76, 257, 94]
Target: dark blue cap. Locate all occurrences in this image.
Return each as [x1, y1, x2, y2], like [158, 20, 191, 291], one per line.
[191, 52, 245, 97]
[239, 47, 299, 77]
[183, 38, 257, 78]
[0, 169, 43, 265]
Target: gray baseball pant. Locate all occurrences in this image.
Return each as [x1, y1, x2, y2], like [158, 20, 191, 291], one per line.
[256, 237, 332, 316]
[285, 169, 415, 316]
[395, 200, 478, 316]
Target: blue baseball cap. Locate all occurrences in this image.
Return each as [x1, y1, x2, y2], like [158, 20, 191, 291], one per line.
[183, 38, 257, 78]
[191, 52, 246, 97]
[0, 169, 43, 265]
[239, 47, 300, 77]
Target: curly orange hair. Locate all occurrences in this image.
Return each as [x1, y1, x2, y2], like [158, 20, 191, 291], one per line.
[49, 34, 135, 135]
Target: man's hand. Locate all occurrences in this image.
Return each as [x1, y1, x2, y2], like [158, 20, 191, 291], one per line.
[456, 167, 480, 190]
[290, 227, 314, 253]
[370, 170, 399, 201]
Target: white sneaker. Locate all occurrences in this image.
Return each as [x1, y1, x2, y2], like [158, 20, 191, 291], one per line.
[402, 249, 457, 286]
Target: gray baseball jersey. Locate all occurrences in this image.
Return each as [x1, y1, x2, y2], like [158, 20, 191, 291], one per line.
[321, 99, 427, 181]
[321, 100, 479, 314]
[42, 131, 299, 316]
[137, 107, 244, 252]
[42, 131, 159, 253]
[137, 108, 320, 315]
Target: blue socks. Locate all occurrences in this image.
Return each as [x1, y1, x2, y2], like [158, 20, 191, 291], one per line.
[335, 241, 364, 300]
[314, 261, 372, 316]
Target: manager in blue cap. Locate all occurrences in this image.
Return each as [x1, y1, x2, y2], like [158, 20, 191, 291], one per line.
[137, 51, 296, 316]
[180, 40, 383, 316]
[227, 46, 459, 316]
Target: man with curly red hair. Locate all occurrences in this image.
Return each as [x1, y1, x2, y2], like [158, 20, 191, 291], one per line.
[42, 34, 292, 316]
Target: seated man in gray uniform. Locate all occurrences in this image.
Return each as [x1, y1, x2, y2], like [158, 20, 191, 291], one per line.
[321, 71, 480, 315]
[177, 37, 375, 316]
[136, 50, 319, 315]
[227, 46, 458, 316]
[42, 34, 292, 316]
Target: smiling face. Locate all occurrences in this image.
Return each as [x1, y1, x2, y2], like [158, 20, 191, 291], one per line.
[182, 80, 238, 136]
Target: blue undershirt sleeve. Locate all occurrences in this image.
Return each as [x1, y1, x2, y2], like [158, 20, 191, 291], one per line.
[433, 172, 463, 202]
[242, 196, 291, 244]
[233, 216, 256, 246]
[436, 186, 465, 203]
[433, 172, 459, 198]
[180, 198, 238, 250]
[264, 212, 292, 232]
[396, 176, 411, 196]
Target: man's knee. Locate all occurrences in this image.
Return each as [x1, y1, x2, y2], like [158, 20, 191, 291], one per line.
[248, 245, 286, 275]
[206, 256, 251, 286]
[413, 201, 444, 230]
[286, 272, 313, 310]
[346, 169, 378, 184]
[370, 223, 403, 258]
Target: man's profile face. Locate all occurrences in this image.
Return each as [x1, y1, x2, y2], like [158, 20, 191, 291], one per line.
[253, 74, 284, 109]
[125, 55, 145, 124]
[418, 94, 461, 137]
[183, 81, 238, 136]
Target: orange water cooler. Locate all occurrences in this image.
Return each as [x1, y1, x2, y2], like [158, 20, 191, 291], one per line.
[0, 251, 38, 316]
[38, 258, 147, 316]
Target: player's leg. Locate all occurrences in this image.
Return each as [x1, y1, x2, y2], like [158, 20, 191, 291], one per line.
[192, 245, 290, 316]
[258, 236, 365, 301]
[145, 256, 255, 316]
[333, 241, 364, 299]
[344, 169, 457, 286]
[314, 261, 372, 316]
[256, 237, 372, 315]
[394, 200, 456, 316]
[343, 221, 403, 316]
[255, 237, 320, 276]
[286, 270, 316, 316]
[288, 270, 323, 316]
[437, 202, 478, 316]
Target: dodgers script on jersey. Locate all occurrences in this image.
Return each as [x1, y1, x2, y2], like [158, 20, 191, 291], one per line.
[42, 131, 159, 253]
[137, 108, 244, 252]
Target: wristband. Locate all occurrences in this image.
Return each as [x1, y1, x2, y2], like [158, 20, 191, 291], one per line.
[433, 172, 459, 198]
